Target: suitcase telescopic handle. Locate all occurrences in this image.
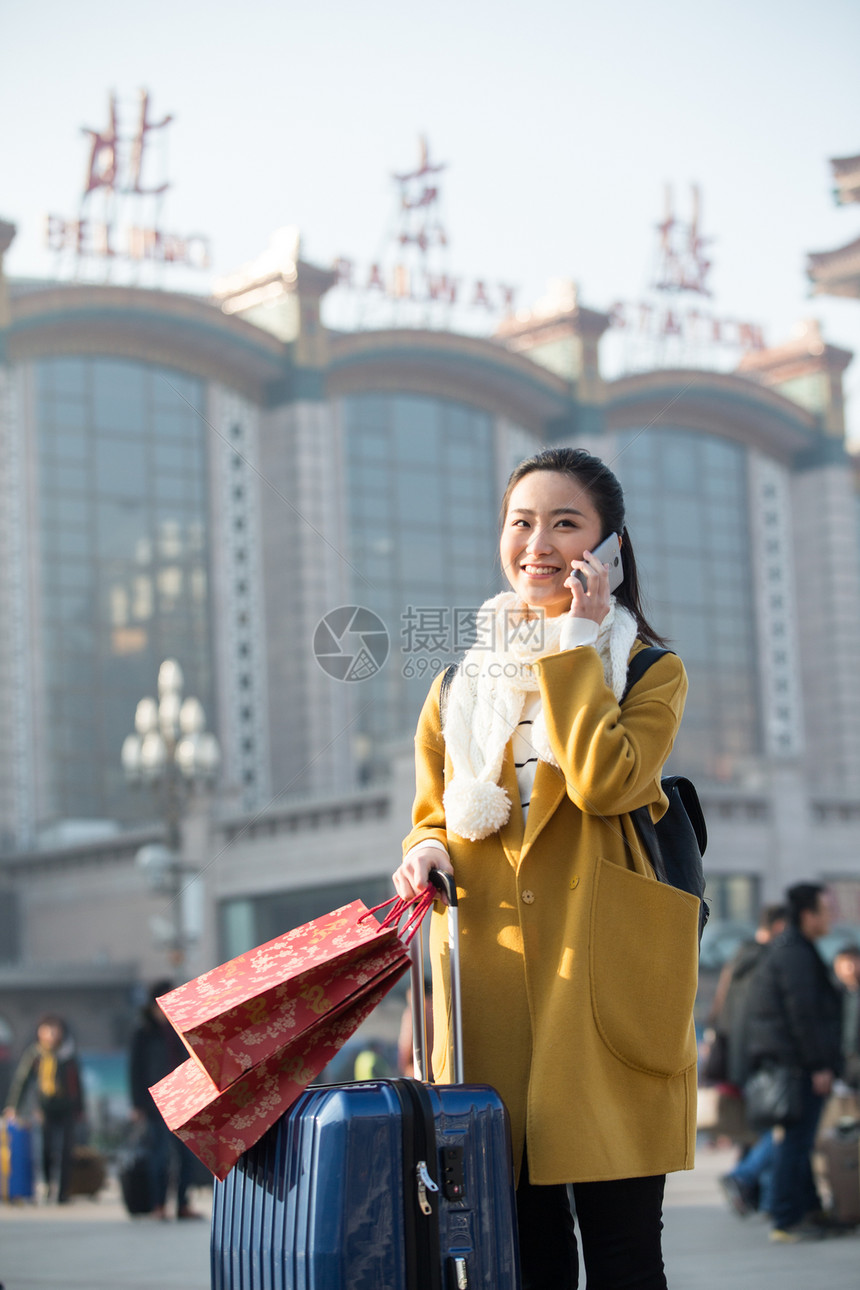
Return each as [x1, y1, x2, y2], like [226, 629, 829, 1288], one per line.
[409, 869, 465, 1084]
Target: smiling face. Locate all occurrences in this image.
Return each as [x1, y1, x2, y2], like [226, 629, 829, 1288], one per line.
[500, 469, 604, 617]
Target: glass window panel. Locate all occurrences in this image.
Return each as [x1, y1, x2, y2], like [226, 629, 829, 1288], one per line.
[702, 470, 740, 499]
[448, 473, 481, 501]
[396, 470, 443, 521]
[661, 437, 697, 489]
[48, 400, 89, 430]
[44, 358, 88, 397]
[156, 474, 191, 501]
[394, 395, 436, 434]
[45, 461, 89, 494]
[154, 441, 184, 471]
[96, 499, 151, 561]
[672, 612, 709, 662]
[343, 393, 496, 751]
[153, 409, 194, 439]
[354, 433, 389, 461]
[153, 372, 201, 409]
[95, 438, 148, 496]
[717, 525, 745, 556]
[43, 526, 90, 557]
[398, 529, 439, 571]
[46, 589, 92, 623]
[34, 356, 211, 824]
[93, 364, 147, 433]
[702, 438, 742, 475]
[609, 426, 757, 775]
[54, 430, 89, 461]
[352, 462, 390, 493]
[53, 497, 89, 527]
[660, 498, 704, 550]
[51, 561, 94, 590]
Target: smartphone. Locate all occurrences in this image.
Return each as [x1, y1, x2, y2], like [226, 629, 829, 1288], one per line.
[572, 532, 624, 592]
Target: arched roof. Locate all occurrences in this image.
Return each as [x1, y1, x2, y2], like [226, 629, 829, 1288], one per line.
[605, 369, 821, 464]
[6, 282, 288, 402]
[4, 284, 838, 465]
[326, 328, 574, 432]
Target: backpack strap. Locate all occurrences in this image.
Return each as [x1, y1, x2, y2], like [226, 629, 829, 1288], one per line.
[621, 646, 674, 703]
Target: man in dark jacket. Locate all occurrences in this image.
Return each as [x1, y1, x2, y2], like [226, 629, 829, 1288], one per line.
[743, 882, 844, 1242]
[129, 980, 201, 1220]
[713, 903, 787, 1216]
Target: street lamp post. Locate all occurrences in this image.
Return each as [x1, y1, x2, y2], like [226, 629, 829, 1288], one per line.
[121, 659, 220, 970]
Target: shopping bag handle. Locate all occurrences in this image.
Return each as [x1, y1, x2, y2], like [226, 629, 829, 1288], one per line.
[361, 887, 436, 945]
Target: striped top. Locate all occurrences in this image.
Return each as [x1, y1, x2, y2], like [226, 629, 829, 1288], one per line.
[512, 691, 542, 821]
[511, 616, 599, 821]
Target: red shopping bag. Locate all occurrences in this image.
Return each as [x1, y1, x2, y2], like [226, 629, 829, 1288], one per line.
[156, 899, 408, 1089]
[150, 889, 434, 1177]
[150, 955, 407, 1178]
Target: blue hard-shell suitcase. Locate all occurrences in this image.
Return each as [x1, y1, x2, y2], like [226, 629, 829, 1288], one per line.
[211, 874, 521, 1290]
[1, 1118, 34, 1202]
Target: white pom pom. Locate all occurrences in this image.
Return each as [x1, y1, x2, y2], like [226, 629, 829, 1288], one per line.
[444, 778, 511, 841]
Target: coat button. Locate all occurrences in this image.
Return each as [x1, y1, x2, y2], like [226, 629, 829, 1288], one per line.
[521, 890, 535, 904]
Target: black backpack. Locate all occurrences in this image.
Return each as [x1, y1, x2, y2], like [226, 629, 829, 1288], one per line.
[622, 648, 709, 940]
[440, 647, 709, 939]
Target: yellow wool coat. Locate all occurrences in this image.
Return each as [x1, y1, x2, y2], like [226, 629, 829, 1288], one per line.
[402, 643, 700, 1185]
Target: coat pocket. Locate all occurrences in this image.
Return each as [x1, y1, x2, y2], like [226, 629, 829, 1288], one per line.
[590, 858, 699, 1078]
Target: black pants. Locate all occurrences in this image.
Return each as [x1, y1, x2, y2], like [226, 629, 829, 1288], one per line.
[41, 1111, 75, 1202]
[516, 1153, 667, 1290]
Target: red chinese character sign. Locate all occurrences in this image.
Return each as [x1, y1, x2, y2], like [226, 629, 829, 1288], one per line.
[81, 94, 119, 197]
[45, 89, 210, 281]
[329, 136, 517, 331]
[653, 184, 712, 296]
[607, 185, 765, 372]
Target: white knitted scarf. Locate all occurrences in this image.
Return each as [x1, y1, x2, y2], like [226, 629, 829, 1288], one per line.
[442, 591, 639, 841]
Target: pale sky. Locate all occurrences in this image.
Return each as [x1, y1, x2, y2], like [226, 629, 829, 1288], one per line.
[3, 0, 859, 439]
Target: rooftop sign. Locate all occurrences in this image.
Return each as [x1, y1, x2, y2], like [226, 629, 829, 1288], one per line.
[45, 90, 211, 274]
[330, 138, 518, 325]
[609, 185, 765, 364]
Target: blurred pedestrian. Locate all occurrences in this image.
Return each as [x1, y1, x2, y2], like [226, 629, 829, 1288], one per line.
[4, 1014, 83, 1204]
[743, 883, 845, 1242]
[351, 1040, 391, 1081]
[129, 981, 201, 1221]
[709, 903, 787, 1217]
[832, 943, 860, 1095]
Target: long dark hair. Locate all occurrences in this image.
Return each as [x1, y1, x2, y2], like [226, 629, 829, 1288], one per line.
[500, 446, 668, 647]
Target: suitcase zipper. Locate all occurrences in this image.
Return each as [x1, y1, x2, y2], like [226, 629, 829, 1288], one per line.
[416, 1159, 439, 1215]
[394, 1079, 443, 1290]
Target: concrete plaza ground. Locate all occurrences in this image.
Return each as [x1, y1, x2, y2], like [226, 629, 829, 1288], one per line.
[1, 1140, 858, 1290]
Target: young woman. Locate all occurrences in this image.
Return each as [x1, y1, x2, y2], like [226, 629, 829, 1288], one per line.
[392, 447, 701, 1290]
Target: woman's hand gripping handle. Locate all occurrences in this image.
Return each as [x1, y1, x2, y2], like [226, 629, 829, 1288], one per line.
[393, 844, 454, 902]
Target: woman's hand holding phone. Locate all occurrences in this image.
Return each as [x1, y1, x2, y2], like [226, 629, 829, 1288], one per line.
[565, 550, 612, 625]
[565, 532, 622, 626]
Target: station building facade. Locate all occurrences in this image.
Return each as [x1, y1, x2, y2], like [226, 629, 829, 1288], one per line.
[1, 219, 859, 1057]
